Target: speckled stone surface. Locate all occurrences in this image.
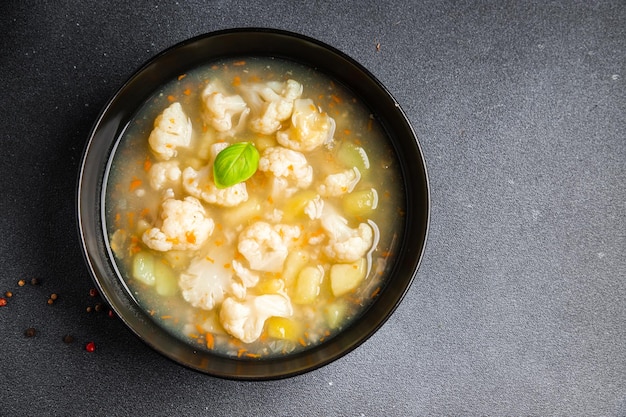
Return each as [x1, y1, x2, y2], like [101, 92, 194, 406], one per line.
[1, 1, 624, 415]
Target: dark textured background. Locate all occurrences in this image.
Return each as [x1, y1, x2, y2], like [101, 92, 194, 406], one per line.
[1, 1, 625, 415]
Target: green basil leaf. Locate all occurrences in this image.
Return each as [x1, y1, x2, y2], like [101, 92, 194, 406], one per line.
[213, 142, 260, 189]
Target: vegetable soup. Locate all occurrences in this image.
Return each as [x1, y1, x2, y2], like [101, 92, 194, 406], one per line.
[105, 57, 405, 358]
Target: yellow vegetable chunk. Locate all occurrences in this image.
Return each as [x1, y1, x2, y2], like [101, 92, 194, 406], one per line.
[324, 300, 348, 329]
[282, 249, 309, 288]
[293, 265, 324, 304]
[266, 316, 301, 341]
[337, 142, 370, 173]
[282, 190, 318, 221]
[330, 258, 367, 297]
[132, 251, 156, 286]
[222, 197, 262, 228]
[342, 188, 378, 217]
[256, 278, 284, 294]
[154, 260, 177, 296]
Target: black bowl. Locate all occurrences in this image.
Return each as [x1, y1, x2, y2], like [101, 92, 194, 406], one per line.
[77, 28, 429, 380]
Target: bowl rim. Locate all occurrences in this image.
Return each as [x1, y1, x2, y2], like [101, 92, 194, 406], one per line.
[77, 27, 430, 380]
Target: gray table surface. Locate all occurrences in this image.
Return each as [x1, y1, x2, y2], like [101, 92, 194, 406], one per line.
[1, 1, 624, 415]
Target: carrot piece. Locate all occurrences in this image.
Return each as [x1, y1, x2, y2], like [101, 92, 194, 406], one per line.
[129, 178, 142, 192]
[206, 333, 215, 350]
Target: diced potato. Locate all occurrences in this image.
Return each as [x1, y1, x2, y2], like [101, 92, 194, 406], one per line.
[253, 135, 278, 152]
[282, 249, 309, 288]
[337, 142, 370, 173]
[256, 278, 284, 294]
[154, 260, 177, 296]
[266, 316, 301, 341]
[342, 188, 378, 217]
[222, 197, 262, 228]
[293, 265, 324, 304]
[135, 219, 152, 237]
[282, 190, 318, 221]
[132, 251, 156, 286]
[163, 250, 191, 269]
[330, 258, 367, 297]
[324, 300, 348, 329]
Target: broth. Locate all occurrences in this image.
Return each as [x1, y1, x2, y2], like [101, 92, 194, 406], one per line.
[105, 57, 405, 358]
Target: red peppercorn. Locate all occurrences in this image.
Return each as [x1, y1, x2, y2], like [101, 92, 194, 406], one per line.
[108, 310, 114, 318]
[89, 288, 98, 297]
[0, 298, 7, 307]
[85, 341, 96, 352]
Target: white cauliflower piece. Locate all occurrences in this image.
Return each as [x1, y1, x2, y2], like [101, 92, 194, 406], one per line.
[182, 165, 248, 207]
[219, 293, 293, 343]
[201, 81, 250, 134]
[148, 161, 182, 190]
[244, 79, 303, 135]
[178, 245, 240, 310]
[317, 167, 361, 197]
[276, 98, 336, 152]
[303, 195, 324, 220]
[321, 209, 374, 263]
[148, 102, 192, 160]
[142, 196, 214, 251]
[258, 146, 313, 197]
[232, 259, 260, 288]
[237, 221, 301, 272]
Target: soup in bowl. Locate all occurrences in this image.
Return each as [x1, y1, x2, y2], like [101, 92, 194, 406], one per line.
[78, 29, 429, 379]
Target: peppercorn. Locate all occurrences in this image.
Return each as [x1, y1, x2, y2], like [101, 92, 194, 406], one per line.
[94, 303, 104, 312]
[47, 298, 54, 305]
[0, 298, 7, 307]
[18, 280, 26, 287]
[5, 291, 13, 298]
[86, 306, 93, 313]
[89, 288, 98, 297]
[30, 278, 40, 286]
[24, 328, 36, 337]
[85, 341, 96, 352]
[108, 310, 114, 318]
[62, 335, 74, 344]
[50, 293, 58, 300]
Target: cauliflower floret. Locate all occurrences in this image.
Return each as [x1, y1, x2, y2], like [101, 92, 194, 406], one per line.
[148, 161, 182, 190]
[276, 98, 336, 152]
[303, 195, 324, 220]
[237, 221, 301, 272]
[258, 146, 313, 197]
[178, 245, 241, 310]
[182, 165, 248, 207]
[244, 79, 303, 135]
[142, 196, 214, 251]
[317, 167, 361, 197]
[232, 259, 260, 288]
[201, 81, 250, 134]
[148, 102, 192, 160]
[219, 293, 293, 343]
[321, 209, 374, 263]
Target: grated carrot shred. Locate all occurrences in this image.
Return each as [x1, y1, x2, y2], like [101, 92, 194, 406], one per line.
[206, 333, 215, 350]
[129, 178, 142, 192]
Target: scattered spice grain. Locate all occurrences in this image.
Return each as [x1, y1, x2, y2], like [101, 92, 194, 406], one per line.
[85, 341, 96, 352]
[63, 335, 74, 344]
[0, 298, 7, 307]
[89, 288, 98, 297]
[18, 279, 26, 287]
[30, 278, 40, 286]
[24, 327, 36, 337]
[5, 291, 13, 298]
